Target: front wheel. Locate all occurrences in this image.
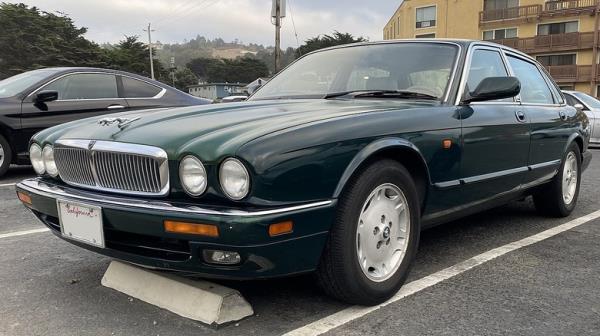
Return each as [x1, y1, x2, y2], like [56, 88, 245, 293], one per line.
[316, 160, 420, 305]
[533, 143, 581, 217]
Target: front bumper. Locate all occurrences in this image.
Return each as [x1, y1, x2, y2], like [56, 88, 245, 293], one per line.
[16, 178, 336, 279]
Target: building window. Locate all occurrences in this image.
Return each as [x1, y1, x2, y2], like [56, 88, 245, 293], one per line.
[536, 54, 576, 66]
[537, 21, 578, 35]
[416, 6, 436, 28]
[483, 0, 518, 10]
[416, 33, 436, 38]
[483, 28, 517, 40]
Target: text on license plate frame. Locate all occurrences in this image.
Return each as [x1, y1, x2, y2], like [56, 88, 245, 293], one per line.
[57, 200, 105, 248]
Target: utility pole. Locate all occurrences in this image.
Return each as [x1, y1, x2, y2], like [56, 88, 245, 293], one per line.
[144, 23, 156, 80]
[272, 0, 286, 72]
[274, 0, 282, 72]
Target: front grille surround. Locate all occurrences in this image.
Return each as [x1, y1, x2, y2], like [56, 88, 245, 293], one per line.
[54, 139, 169, 196]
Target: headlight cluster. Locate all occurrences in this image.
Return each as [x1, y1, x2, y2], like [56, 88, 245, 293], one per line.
[30, 143, 58, 177]
[179, 156, 250, 200]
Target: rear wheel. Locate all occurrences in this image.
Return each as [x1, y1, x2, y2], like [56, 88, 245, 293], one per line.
[0, 135, 11, 177]
[533, 143, 581, 217]
[316, 160, 420, 305]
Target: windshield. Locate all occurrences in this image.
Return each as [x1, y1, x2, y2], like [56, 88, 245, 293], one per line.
[0, 69, 59, 98]
[250, 42, 459, 101]
[572, 92, 600, 109]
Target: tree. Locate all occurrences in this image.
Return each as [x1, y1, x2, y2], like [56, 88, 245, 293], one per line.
[296, 31, 367, 58]
[104, 35, 170, 82]
[173, 68, 198, 91]
[186, 56, 269, 83]
[0, 3, 106, 79]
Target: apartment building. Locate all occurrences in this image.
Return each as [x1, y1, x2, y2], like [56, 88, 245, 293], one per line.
[384, 0, 600, 96]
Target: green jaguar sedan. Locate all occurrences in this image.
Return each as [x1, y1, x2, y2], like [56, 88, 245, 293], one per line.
[16, 40, 592, 305]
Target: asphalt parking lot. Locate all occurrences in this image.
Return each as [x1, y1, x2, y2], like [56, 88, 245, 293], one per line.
[1, 154, 599, 336]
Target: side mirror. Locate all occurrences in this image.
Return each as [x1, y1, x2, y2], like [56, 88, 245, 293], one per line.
[34, 90, 59, 103]
[573, 103, 585, 111]
[462, 77, 521, 104]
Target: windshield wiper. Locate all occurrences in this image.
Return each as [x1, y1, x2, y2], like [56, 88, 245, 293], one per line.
[324, 90, 438, 100]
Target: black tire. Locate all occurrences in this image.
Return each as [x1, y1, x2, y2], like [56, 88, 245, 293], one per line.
[0, 134, 11, 178]
[316, 159, 420, 305]
[533, 143, 581, 217]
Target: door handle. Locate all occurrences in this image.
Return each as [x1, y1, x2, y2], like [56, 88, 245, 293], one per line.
[107, 105, 126, 110]
[515, 110, 526, 122]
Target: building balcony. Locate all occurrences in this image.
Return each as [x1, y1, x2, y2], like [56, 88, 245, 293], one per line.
[480, 0, 599, 27]
[491, 31, 595, 53]
[543, 64, 597, 83]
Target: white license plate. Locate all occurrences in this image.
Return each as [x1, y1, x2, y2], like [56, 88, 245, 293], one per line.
[57, 200, 105, 248]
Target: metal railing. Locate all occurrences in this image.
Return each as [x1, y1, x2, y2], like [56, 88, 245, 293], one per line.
[544, 0, 598, 11]
[480, 4, 541, 23]
[492, 32, 595, 53]
[543, 64, 595, 82]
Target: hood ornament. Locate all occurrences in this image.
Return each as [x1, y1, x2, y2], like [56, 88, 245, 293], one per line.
[98, 116, 141, 129]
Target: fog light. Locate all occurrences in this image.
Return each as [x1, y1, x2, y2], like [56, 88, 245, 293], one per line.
[203, 250, 241, 265]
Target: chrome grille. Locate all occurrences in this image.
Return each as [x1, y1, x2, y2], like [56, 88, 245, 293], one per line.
[54, 140, 169, 196]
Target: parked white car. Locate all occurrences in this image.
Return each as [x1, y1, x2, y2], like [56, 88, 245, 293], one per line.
[563, 90, 600, 146]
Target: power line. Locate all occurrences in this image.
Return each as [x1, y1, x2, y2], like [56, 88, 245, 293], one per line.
[287, 0, 300, 48]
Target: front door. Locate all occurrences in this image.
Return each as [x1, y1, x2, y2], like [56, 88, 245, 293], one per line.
[505, 54, 569, 185]
[20, 73, 129, 146]
[459, 47, 530, 205]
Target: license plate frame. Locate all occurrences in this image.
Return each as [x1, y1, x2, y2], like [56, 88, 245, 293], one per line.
[57, 199, 105, 248]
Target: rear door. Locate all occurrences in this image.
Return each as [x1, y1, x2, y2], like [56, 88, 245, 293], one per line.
[459, 46, 530, 204]
[20, 72, 129, 141]
[504, 53, 570, 185]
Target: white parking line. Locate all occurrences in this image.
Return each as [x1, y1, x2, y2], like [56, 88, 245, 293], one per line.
[0, 183, 16, 188]
[284, 209, 600, 336]
[0, 228, 49, 239]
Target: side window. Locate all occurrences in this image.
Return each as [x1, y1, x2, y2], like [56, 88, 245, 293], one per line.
[122, 77, 163, 98]
[563, 94, 581, 107]
[506, 56, 555, 104]
[466, 49, 509, 93]
[44, 73, 118, 100]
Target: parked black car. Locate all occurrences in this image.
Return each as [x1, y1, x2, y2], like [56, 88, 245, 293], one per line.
[0, 67, 210, 176]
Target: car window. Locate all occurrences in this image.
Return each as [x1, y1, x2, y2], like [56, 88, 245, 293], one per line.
[0, 69, 61, 98]
[572, 92, 600, 109]
[563, 93, 582, 108]
[44, 73, 118, 100]
[251, 43, 458, 100]
[122, 76, 162, 98]
[466, 49, 510, 101]
[506, 56, 555, 104]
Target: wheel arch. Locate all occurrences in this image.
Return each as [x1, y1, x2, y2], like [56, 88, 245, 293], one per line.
[333, 138, 431, 211]
[565, 133, 584, 159]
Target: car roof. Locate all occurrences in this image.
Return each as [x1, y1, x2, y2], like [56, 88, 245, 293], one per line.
[42, 67, 168, 87]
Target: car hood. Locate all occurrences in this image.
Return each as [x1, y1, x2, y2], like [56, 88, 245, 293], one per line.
[38, 99, 436, 161]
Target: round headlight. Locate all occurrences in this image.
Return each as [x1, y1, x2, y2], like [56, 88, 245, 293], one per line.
[42, 145, 58, 177]
[219, 158, 250, 200]
[179, 156, 207, 196]
[29, 143, 45, 175]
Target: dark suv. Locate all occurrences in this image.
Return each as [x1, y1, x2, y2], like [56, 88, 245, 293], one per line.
[0, 67, 210, 176]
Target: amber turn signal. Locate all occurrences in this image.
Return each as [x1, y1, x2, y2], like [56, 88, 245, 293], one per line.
[17, 191, 32, 206]
[442, 139, 452, 149]
[269, 221, 293, 237]
[164, 220, 219, 237]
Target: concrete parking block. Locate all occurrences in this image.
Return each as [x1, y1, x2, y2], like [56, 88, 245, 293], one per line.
[101, 261, 254, 325]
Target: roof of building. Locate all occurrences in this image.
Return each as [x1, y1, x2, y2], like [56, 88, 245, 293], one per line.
[188, 82, 247, 89]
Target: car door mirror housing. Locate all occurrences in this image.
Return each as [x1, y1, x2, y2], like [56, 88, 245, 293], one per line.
[34, 90, 59, 103]
[462, 77, 521, 104]
[573, 103, 585, 111]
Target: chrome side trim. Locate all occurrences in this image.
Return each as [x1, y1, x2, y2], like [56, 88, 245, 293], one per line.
[17, 178, 335, 217]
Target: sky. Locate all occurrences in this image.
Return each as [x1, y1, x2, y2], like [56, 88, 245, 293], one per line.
[19, 0, 402, 48]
